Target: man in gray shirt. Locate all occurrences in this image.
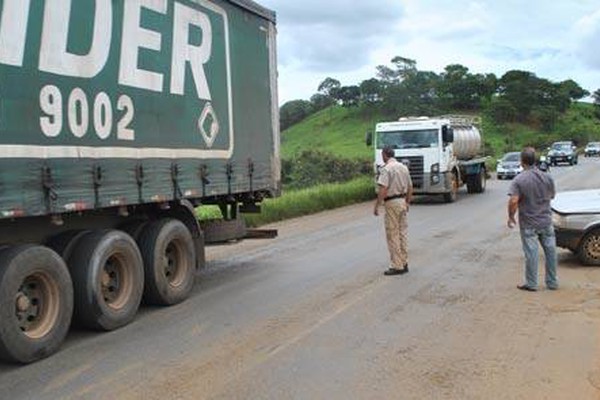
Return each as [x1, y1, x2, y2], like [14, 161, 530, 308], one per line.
[507, 147, 558, 291]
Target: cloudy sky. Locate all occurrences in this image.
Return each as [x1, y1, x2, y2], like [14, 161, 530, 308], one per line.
[258, 0, 600, 104]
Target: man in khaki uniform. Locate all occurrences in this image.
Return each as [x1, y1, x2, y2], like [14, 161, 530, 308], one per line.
[373, 145, 413, 276]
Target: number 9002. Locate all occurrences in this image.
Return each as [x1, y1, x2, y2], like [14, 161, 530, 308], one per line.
[39, 85, 135, 141]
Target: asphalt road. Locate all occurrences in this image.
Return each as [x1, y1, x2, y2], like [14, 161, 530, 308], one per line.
[1, 158, 600, 399]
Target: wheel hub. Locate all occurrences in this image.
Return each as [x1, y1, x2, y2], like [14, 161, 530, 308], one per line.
[15, 292, 31, 312]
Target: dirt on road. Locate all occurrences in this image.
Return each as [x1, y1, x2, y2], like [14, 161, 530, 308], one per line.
[1, 160, 599, 400]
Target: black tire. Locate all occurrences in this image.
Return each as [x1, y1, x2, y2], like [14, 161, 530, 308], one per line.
[443, 172, 458, 203]
[67, 230, 144, 331]
[118, 220, 149, 241]
[466, 176, 475, 194]
[138, 219, 195, 306]
[471, 169, 486, 193]
[0, 245, 73, 364]
[46, 230, 90, 260]
[577, 229, 600, 266]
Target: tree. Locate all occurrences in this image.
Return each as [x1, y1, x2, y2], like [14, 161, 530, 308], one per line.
[593, 89, 600, 120]
[376, 56, 418, 85]
[317, 77, 341, 98]
[335, 86, 361, 107]
[310, 93, 335, 112]
[558, 79, 588, 101]
[593, 89, 600, 105]
[497, 70, 538, 121]
[359, 78, 383, 104]
[279, 100, 313, 130]
[391, 56, 417, 80]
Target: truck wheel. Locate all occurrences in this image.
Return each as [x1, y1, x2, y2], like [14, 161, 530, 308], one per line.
[578, 229, 600, 266]
[0, 246, 73, 364]
[46, 230, 90, 260]
[138, 219, 196, 306]
[443, 173, 458, 203]
[67, 231, 144, 331]
[469, 170, 486, 194]
[466, 177, 474, 194]
[118, 220, 149, 241]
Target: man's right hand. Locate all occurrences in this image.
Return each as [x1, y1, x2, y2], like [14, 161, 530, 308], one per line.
[507, 216, 516, 228]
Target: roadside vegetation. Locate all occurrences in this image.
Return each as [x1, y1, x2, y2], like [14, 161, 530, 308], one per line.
[243, 176, 375, 227]
[202, 56, 600, 226]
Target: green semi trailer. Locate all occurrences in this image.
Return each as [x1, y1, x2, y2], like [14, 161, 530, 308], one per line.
[0, 0, 279, 363]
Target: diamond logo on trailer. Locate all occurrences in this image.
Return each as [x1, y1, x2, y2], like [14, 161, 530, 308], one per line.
[199, 102, 220, 148]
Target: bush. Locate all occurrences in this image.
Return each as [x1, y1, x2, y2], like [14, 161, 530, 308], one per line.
[282, 150, 372, 189]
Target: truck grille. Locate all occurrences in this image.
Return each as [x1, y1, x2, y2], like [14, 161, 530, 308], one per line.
[397, 156, 424, 188]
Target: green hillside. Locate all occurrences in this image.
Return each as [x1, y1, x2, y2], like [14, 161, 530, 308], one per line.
[281, 106, 375, 161]
[281, 103, 600, 164]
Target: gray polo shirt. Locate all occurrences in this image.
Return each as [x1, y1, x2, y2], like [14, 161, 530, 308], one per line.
[508, 168, 555, 229]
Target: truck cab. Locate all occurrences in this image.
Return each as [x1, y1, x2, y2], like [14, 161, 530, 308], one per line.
[368, 116, 487, 202]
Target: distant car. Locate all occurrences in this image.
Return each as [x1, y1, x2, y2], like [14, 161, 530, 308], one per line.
[552, 189, 600, 265]
[584, 142, 600, 157]
[547, 141, 578, 166]
[496, 152, 523, 180]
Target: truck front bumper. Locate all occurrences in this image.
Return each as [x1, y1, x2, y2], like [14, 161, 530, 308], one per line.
[412, 172, 453, 195]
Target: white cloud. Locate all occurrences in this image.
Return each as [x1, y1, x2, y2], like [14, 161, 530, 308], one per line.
[259, 0, 600, 102]
[574, 8, 600, 70]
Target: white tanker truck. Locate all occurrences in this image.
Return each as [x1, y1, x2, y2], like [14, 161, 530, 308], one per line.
[367, 115, 488, 202]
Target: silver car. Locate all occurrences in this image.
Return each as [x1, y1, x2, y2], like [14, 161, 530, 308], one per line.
[496, 152, 523, 180]
[552, 189, 600, 265]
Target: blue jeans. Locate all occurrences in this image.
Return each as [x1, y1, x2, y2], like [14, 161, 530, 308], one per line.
[520, 225, 558, 289]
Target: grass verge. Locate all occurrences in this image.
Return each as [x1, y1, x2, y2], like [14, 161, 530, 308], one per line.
[195, 176, 376, 227]
[244, 176, 375, 227]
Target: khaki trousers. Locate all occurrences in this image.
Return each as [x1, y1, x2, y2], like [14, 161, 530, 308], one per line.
[384, 199, 408, 269]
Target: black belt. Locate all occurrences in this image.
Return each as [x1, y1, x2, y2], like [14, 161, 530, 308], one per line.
[384, 194, 406, 202]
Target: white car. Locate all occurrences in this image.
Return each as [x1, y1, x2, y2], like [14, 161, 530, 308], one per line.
[552, 189, 600, 265]
[584, 142, 600, 157]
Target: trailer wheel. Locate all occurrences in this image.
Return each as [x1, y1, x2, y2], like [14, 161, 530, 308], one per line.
[577, 229, 600, 266]
[138, 219, 195, 306]
[443, 172, 458, 203]
[46, 230, 90, 260]
[0, 246, 73, 364]
[67, 231, 144, 331]
[118, 220, 149, 241]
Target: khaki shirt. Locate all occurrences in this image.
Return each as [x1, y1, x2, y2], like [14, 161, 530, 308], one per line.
[377, 158, 412, 196]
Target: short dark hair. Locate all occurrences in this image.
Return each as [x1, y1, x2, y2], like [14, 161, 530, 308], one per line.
[382, 145, 395, 158]
[521, 147, 536, 166]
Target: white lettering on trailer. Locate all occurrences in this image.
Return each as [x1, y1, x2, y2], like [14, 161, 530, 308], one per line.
[119, 0, 167, 93]
[1, 0, 218, 100]
[1, 0, 236, 159]
[39, 85, 63, 138]
[94, 92, 113, 140]
[40, 85, 136, 141]
[171, 2, 212, 100]
[39, 0, 112, 78]
[0, 0, 30, 67]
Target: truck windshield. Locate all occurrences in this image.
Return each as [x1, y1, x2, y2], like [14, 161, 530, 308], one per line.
[376, 129, 439, 149]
